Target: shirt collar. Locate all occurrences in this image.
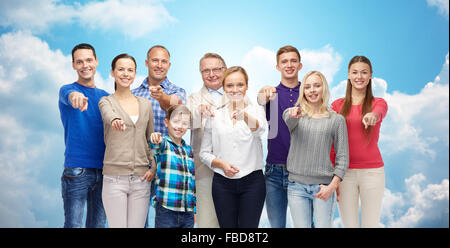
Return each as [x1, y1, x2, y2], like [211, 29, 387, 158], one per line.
[277, 81, 301, 91]
[164, 135, 186, 147]
[142, 77, 170, 89]
[207, 87, 223, 95]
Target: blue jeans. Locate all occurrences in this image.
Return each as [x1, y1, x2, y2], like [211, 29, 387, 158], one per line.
[154, 202, 194, 228]
[212, 170, 266, 228]
[287, 181, 336, 228]
[264, 163, 289, 228]
[61, 167, 106, 228]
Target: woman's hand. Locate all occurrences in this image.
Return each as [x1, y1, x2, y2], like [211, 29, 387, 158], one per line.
[112, 119, 126, 131]
[288, 106, 302, 118]
[315, 176, 340, 201]
[362, 112, 378, 129]
[141, 170, 155, 182]
[221, 161, 240, 178]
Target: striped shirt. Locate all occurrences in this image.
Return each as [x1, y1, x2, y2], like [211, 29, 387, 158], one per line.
[151, 135, 196, 213]
[131, 77, 187, 136]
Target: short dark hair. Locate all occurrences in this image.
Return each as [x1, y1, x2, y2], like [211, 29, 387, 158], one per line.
[276, 45, 300, 64]
[147, 45, 170, 59]
[72, 43, 96, 62]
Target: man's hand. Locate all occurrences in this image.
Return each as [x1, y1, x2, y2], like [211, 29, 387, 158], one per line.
[149, 85, 163, 100]
[69, 91, 88, 112]
[257, 86, 277, 105]
[198, 104, 215, 118]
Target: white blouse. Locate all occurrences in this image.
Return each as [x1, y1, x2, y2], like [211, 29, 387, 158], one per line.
[199, 99, 266, 179]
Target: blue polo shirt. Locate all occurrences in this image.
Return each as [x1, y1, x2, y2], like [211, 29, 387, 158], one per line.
[265, 82, 300, 165]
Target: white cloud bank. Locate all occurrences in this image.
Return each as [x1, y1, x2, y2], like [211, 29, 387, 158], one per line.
[0, 0, 176, 38]
[382, 174, 449, 227]
[427, 0, 450, 17]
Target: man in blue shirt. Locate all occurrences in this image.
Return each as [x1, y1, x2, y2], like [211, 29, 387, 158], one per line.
[132, 45, 186, 227]
[58, 43, 108, 228]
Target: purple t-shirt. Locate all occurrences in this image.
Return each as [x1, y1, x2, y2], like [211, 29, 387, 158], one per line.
[265, 82, 300, 165]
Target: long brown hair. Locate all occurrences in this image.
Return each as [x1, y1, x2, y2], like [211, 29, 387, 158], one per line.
[340, 56, 374, 136]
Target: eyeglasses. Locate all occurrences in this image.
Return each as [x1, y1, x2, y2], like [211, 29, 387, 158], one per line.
[201, 67, 224, 75]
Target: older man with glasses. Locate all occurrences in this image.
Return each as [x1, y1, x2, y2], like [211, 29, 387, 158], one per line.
[187, 53, 227, 228]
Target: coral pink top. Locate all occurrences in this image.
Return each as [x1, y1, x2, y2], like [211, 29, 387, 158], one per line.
[330, 97, 388, 169]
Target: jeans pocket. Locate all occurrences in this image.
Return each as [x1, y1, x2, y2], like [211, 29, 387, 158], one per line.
[63, 167, 85, 178]
[264, 164, 274, 176]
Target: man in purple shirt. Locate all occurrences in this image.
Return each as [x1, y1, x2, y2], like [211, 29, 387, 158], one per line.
[257, 45, 302, 228]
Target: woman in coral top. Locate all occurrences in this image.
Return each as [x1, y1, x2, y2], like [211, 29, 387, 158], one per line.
[331, 56, 388, 228]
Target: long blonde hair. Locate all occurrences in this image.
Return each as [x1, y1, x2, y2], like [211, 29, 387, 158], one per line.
[295, 71, 331, 117]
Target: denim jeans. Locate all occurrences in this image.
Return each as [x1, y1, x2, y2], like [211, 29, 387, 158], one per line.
[61, 167, 106, 228]
[264, 163, 289, 228]
[154, 202, 194, 228]
[287, 181, 336, 228]
[212, 170, 266, 228]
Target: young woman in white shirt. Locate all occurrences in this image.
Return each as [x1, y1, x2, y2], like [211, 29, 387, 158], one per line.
[199, 66, 267, 228]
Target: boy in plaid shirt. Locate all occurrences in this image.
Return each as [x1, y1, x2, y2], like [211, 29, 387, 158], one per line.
[150, 104, 196, 228]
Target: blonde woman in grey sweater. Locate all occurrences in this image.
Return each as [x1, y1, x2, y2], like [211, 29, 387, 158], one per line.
[283, 71, 349, 228]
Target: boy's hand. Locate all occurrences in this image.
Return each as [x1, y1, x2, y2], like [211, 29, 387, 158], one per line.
[150, 132, 162, 144]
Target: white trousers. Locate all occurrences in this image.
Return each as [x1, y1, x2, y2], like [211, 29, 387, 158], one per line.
[337, 167, 385, 228]
[102, 175, 151, 228]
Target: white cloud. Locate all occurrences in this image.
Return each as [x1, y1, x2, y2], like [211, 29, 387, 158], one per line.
[0, 31, 114, 227]
[0, 0, 76, 32]
[0, 0, 175, 38]
[382, 174, 449, 227]
[426, 0, 449, 17]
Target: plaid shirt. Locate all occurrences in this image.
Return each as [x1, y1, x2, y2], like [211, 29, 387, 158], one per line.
[131, 77, 186, 136]
[150, 135, 196, 213]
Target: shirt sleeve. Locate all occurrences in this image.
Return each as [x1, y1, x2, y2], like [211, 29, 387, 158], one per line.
[199, 118, 216, 169]
[333, 115, 349, 180]
[59, 85, 76, 107]
[282, 108, 299, 133]
[145, 102, 157, 172]
[372, 98, 388, 124]
[173, 87, 187, 105]
[248, 104, 267, 137]
[98, 96, 121, 125]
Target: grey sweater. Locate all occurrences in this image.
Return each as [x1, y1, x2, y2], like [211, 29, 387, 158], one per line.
[283, 110, 349, 185]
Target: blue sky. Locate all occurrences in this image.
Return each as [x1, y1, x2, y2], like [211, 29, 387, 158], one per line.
[0, 0, 448, 227]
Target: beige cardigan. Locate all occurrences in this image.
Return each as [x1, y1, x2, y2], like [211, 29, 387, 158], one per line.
[98, 95, 156, 176]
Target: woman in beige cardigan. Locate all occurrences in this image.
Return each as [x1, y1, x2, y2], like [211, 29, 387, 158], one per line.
[98, 53, 156, 228]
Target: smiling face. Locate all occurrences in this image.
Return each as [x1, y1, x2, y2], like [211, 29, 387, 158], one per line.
[276, 51, 302, 82]
[145, 47, 171, 85]
[72, 49, 98, 85]
[200, 57, 225, 91]
[303, 74, 323, 105]
[223, 71, 248, 103]
[111, 58, 136, 89]
[165, 111, 190, 140]
[348, 61, 372, 92]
